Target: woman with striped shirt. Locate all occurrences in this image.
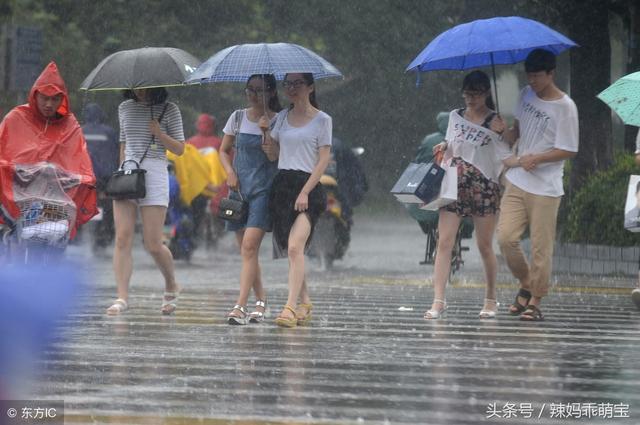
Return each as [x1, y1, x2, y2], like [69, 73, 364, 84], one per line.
[106, 88, 185, 315]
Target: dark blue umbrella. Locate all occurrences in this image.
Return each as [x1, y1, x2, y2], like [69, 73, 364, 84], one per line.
[406, 16, 578, 111]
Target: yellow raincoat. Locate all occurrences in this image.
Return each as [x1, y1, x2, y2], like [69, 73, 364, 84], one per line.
[167, 144, 226, 206]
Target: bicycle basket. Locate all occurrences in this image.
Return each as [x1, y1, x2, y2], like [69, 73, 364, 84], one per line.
[16, 199, 75, 248]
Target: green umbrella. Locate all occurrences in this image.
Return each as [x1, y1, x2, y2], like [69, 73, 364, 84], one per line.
[597, 71, 640, 127]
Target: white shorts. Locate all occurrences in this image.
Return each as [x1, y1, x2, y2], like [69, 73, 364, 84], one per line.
[123, 157, 169, 208]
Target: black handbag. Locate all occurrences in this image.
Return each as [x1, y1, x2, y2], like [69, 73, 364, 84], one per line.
[105, 103, 168, 200]
[218, 192, 248, 222]
[217, 110, 249, 223]
[104, 159, 147, 199]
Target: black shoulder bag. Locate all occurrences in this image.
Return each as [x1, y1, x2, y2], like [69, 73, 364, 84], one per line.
[217, 109, 249, 222]
[105, 103, 168, 200]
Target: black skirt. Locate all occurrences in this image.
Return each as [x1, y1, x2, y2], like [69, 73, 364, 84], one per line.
[269, 170, 326, 258]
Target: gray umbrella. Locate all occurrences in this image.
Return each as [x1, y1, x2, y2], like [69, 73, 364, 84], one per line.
[80, 47, 201, 91]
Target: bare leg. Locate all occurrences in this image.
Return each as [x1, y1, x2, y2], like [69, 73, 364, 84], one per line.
[140, 206, 179, 298]
[428, 210, 462, 313]
[473, 214, 498, 312]
[233, 227, 266, 311]
[111, 200, 137, 303]
[279, 214, 312, 320]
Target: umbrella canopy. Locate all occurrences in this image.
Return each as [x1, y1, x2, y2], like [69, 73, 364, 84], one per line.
[80, 47, 201, 91]
[406, 16, 577, 72]
[597, 71, 640, 127]
[185, 42, 342, 84]
[406, 16, 577, 112]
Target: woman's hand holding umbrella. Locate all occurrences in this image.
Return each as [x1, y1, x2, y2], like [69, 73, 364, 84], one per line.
[259, 115, 279, 161]
[489, 115, 506, 135]
[149, 119, 164, 140]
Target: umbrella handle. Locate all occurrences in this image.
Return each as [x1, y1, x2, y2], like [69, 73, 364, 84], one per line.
[491, 54, 500, 114]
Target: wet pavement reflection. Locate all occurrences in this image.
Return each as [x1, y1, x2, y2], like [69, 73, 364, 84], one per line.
[21, 218, 640, 424]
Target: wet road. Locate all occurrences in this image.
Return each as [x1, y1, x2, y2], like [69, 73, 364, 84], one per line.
[19, 216, 640, 424]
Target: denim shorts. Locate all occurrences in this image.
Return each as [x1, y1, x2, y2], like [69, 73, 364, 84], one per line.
[225, 191, 272, 232]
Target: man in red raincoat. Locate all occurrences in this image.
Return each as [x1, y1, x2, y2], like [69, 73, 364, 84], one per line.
[0, 61, 97, 238]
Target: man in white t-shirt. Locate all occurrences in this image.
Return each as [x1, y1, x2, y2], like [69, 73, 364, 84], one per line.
[633, 129, 640, 310]
[493, 49, 579, 321]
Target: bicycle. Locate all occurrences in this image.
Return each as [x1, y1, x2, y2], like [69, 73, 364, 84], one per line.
[428, 223, 470, 283]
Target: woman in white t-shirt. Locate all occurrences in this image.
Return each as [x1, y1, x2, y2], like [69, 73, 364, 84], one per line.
[263, 72, 332, 328]
[107, 87, 185, 316]
[425, 70, 511, 320]
[219, 74, 282, 325]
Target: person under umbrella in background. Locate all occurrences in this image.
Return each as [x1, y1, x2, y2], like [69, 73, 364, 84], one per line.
[82, 103, 119, 250]
[264, 73, 332, 328]
[106, 87, 185, 315]
[493, 49, 579, 321]
[219, 74, 282, 325]
[425, 70, 511, 320]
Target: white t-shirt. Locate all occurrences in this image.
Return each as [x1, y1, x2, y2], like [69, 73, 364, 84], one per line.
[505, 86, 579, 197]
[270, 109, 332, 173]
[634, 129, 640, 154]
[444, 110, 511, 183]
[222, 109, 275, 136]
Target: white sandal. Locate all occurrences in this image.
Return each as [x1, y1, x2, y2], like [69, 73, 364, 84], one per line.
[161, 291, 180, 315]
[249, 299, 269, 323]
[424, 299, 447, 320]
[227, 304, 249, 325]
[106, 298, 128, 315]
[479, 298, 498, 319]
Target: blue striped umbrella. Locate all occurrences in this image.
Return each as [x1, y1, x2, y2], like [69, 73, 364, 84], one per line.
[185, 43, 342, 84]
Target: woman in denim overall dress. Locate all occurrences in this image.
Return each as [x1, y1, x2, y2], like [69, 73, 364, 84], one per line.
[219, 74, 282, 325]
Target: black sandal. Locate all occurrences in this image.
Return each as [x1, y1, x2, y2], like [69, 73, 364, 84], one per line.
[520, 305, 544, 321]
[509, 288, 531, 315]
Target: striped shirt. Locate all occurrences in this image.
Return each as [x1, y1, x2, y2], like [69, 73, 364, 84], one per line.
[118, 99, 185, 162]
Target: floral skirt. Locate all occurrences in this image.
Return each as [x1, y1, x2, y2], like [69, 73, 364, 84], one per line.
[443, 157, 501, 217]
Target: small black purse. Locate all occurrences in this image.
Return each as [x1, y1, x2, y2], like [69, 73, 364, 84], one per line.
[105, 159, 147, 199]
[218, 192, 248, 222]
[105, 103, 168, 200]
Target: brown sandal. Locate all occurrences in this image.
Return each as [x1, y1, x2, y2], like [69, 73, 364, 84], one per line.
[509, 288, 531, 315]
[520, 304, 544, 321]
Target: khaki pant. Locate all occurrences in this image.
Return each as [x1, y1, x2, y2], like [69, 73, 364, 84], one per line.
[497, 182, 561, 298]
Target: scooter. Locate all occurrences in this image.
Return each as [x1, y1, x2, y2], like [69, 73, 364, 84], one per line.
[308, 173, 351, 269]
[164, 167, 196, 262]
[308, 146, 365, 269]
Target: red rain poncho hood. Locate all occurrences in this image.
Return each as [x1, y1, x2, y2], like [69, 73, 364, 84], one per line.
[0, 61, 97, 235]
[186, 113, 222, 150]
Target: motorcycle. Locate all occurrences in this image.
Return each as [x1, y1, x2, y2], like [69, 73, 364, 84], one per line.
[308, 144, 366, 269]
